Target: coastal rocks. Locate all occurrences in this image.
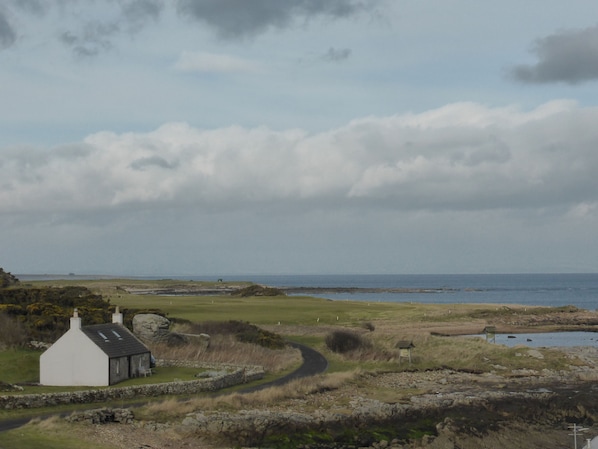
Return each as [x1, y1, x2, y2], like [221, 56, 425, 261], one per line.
[180, 392, 551, 448]
[132, 313, 211, 348]
[66, 408, 134, 424]
[132, 313, 188, 346]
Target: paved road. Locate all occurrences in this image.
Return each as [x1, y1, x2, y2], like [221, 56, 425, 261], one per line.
[240, 341, 328, 393]
[0, 341, 328, 433]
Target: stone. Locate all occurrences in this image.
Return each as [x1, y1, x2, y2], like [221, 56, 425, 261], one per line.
[132, 314, 170, 342]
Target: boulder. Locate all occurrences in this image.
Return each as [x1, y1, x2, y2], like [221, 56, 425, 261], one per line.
[132, 313, 190, 346]
[132, 313, 170, 342]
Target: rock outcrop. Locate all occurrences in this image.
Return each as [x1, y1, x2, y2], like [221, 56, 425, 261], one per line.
[132, 313, 210, 348]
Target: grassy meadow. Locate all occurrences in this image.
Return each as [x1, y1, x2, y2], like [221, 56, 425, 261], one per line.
[0, 278, 585, 449]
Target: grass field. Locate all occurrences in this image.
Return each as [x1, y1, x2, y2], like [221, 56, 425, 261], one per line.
[0, 278, 588, 449]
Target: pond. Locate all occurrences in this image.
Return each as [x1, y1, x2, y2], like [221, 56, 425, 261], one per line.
[466, 331, 598, 348]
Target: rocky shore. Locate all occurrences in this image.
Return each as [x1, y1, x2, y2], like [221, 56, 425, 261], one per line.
[76, 346, 598, 449]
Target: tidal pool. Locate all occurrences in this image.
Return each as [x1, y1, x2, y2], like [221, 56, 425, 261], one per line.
[466, 331, 598, 348]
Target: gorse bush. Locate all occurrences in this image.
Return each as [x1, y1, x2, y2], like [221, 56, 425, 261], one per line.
[0, 286, 167, 342]
[325, 330, 370, 354]
[187, 320, 287, 350]
[0, 314, 28, 349]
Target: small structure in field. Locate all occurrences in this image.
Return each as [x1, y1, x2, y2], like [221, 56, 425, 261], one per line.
[483, 326, 496, 343]
[396, 340, 415, 365]
[40, 307, 151, 386]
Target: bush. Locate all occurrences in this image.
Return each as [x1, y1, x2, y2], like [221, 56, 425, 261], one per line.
[0, 268, 19, 288]
[0, 314, 28, 349]
[188, 320, 287, 350]
[362, 322, 375, 332]
[325, 330, 369, 354]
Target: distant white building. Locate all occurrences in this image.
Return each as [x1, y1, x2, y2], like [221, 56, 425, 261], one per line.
[40, 307, 151, 386]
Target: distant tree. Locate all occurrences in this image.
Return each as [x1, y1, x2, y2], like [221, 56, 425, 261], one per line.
[0, 268, 19, 288]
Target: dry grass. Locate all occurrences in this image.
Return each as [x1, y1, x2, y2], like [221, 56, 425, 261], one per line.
[141, 370, 358, 419]
[148, 334, 302, 373]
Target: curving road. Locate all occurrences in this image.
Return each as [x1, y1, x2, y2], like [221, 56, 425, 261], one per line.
[0, 341, 328, 433]
[240, 341, 328, 393]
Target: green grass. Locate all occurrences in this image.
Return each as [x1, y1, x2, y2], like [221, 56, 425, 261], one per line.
[0, 349, 40, 384]
[0, 420, 113, 449]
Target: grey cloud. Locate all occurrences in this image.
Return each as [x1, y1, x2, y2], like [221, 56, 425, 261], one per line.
[10, 0, 47, 16]
[129, 156, 178, 171]
[176, 0, 377, 40]
[510, 24, 598, 84]
[0, 10, 16, 50]
[59, 21, 120, 58]
[122, 0, 164, 32]
[322, 47, 351, 62]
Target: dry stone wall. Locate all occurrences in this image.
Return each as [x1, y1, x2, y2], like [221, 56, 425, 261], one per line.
[0, 363, 264, 410]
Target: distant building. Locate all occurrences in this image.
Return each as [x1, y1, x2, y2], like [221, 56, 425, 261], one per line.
[40, 307, 151, 386]
[396, 340, 415, 364]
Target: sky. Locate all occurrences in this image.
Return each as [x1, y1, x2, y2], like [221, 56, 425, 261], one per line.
[2, 0, 598, 276]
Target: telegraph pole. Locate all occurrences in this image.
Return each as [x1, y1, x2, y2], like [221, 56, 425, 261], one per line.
[569, 424, 589, 449]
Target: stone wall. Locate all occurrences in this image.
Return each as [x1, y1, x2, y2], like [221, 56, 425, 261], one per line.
[0, 363, 264, 410]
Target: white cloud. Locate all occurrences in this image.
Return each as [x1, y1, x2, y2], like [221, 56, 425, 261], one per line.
[174, 51, 261, 74]
[1, 101, 598, 218]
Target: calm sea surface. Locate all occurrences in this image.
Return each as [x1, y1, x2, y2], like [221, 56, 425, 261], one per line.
[186, 273, 598, 310]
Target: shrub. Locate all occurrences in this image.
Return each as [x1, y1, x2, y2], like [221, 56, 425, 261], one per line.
[362, 322, 375, 332]
[325, 330, 369, 354]
[0, 268, 19, 288]
[0, 313, 28, 349]
[187, 320, 287, 350]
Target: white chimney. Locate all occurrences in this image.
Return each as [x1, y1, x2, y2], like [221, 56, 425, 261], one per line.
[112, 306, 123, 325]
[70, 308, 82, 330]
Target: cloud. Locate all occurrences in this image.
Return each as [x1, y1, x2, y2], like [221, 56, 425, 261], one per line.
[0, 1, 163, 57]
[10, 0, 47, 16]
[0, 9, 17, 49]
[510, 24, 598, 84]
[321, 47, 351, 63]
[123, 0, 163, 24]
[59, 21, 120, 58]
[2, 100, 598, 218]
[174, 51, 260, 73]
[176, 0, 378, 40]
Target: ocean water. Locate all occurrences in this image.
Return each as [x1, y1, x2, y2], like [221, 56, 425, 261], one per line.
[190, 273, 598, 310]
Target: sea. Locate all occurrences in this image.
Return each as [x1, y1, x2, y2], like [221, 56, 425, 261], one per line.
[186, 273, 598, 310]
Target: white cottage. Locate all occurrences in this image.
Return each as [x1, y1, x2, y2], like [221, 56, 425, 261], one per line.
[40, 307, 151, 386]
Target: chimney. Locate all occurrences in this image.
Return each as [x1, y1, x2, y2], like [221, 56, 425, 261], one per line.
[112, 306, 123, 325]
[70, 308, 82, 330]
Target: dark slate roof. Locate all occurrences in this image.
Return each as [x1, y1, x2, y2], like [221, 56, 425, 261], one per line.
[81, 323, 150, 358]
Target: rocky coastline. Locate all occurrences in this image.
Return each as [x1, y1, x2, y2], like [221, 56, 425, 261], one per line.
[75, 346, 598, 449]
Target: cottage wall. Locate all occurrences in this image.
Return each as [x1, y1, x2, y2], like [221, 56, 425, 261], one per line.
[40, 327, 108, 386]
[109, 356, 129, 385]
[129, 353, 151, 378]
